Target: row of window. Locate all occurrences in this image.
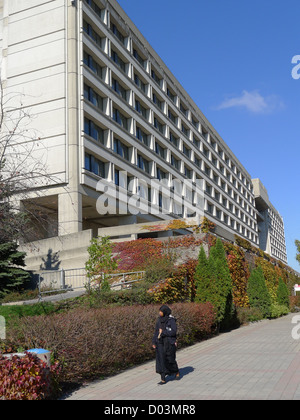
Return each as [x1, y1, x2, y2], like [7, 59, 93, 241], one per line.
[270, 246, 287, 263]
[83, 47, 254, 205]
[84, 146, 258, 239]
[83, 78, 256, 211]
[83, 0, 258, 238]
[82, 7, 253, 195]
[206, 201, 258, 243]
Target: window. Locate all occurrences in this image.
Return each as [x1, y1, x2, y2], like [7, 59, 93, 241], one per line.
[167, 87, 175, 103]
[181, 123, 189, 137]
[84, 118, 104, 144]
[193, 136, 200, 148]
[133, 48, 145, 67]
[194, 156, 201, 168]
[169, 132, 178, 148]
[206, 184, 212, 195]
[204, 165, 211, 177]
[203, 146, 209, 158]
[192, 117, 198, 129]
[136, 126, 149, 146]
[83, 20, 103, 49]
[180, 103, 188, 117]
[111, 49, 126, 72]
[153, 116, 164, 134]
[84, 84, 103, 110]
[171, 155, 180, 170]
[151, 69, 161, 85]
[137, 154, 150, 174]
[207, 203, 213, 214]
[153, 92, 163, 110]
[84, 0, 103, 19]
[83, 52, 103, 78]
[135, 100, 147, 119]
[184, 166, 192, 179]
[112, 78, 127, 100]
[110, 23, 125, 44]
[157, 167, 168, 181]
[134, 73, 147, 94]
[114, 138, 129, 160]
[113, 107, 128, 130]
[114, 169, 120, 186]
[168, 109, 177, 124]
[183, 144, 191, 158]
[85, 153, 105, 177]
[155, 142, 166, 159]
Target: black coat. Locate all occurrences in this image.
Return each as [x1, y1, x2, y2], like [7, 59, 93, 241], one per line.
[152, 315, 179, 375]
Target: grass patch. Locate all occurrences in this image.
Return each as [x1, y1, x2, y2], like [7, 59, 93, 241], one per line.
[0, 302, 56, 327]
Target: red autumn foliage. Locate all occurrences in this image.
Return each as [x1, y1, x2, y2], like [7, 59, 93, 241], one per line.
[0, 352, 61, 400]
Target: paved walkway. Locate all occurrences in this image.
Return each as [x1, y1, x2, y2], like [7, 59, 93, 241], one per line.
[64, 313, 300, 400]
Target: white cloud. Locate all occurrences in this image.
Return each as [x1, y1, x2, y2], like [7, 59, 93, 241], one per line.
[216, 90, 284, 114]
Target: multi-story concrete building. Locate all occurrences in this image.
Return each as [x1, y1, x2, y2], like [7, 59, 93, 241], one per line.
[252, 179, 287, 264]
[0, 0, 287, 267]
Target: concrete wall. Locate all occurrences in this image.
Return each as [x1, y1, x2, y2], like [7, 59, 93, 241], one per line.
[19, 229, 93, 272]
[1, 0, 67, 185]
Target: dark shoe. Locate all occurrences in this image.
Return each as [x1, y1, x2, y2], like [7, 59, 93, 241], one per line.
[158, 380, 166, 385]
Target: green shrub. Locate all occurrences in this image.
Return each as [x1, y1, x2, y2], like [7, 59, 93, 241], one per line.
[269, 303, 289, 319]
[276, 277, 290, 308]
[87, 283, 153, 306]
[247, 266, 272, 318]
[236, 307, 264, 324]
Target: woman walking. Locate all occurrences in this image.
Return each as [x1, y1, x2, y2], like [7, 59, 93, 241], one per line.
[152, 305, 180, 384]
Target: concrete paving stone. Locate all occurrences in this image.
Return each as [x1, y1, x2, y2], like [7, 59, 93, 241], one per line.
[63, 313, 300, 400]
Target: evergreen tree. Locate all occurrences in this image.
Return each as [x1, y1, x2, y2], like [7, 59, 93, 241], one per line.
[247, 266, 272, 318]
[195, 246, 216, 306]
[276, 277, 290, 308]
[194, 246, 209, 294]
[0, 242, 31, 297]
[209, 239, 234, 329]
[195, 239, 234, 328]
[295, 240, 300, 266]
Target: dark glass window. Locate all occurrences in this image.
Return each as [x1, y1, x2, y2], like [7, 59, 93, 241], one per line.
[85, 154, 105, 177]
[114, 138, 129, 160]
[84, 118, 104, 144]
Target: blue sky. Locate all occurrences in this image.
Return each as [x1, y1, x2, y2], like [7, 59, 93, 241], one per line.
[117, 0, 300, 271]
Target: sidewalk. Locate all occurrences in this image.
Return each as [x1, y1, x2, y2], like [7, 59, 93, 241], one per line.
[64, 313, 300, 400]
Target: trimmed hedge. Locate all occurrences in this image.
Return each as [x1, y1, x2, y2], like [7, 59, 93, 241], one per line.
[7, 302, 216, 383]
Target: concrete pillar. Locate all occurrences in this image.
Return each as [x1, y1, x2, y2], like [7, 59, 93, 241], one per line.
[58, 191, 82, 236]
[58, 1, 82, 236]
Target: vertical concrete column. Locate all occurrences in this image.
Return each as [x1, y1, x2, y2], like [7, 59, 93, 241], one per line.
[58, 192, 82, 236]
[59, 1, 82, 236]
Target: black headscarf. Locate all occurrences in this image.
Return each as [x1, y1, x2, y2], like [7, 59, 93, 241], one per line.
[159, 305, 172, 329]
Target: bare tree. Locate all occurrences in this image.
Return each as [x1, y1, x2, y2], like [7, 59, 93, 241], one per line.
[0, 79, 59, 243]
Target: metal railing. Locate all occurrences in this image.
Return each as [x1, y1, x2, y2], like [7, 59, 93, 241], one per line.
[38, 268, 145, 299]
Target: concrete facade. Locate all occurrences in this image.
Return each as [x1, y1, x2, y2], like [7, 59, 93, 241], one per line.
[252, 179, 287, 264]
[0, 0, 288, 268]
